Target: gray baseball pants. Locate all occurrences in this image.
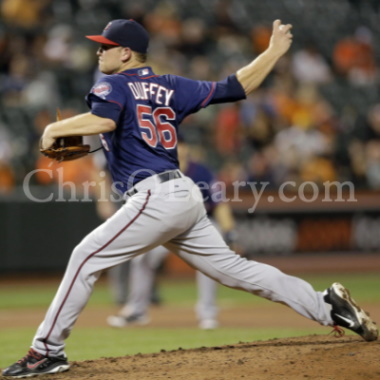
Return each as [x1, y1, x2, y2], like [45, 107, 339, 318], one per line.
[32, 172, 333, 357]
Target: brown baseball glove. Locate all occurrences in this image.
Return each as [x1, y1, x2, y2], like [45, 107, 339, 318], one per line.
[40, 136, 91, 162]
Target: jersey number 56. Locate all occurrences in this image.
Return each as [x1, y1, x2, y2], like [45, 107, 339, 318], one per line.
[137, 105, 177, 149]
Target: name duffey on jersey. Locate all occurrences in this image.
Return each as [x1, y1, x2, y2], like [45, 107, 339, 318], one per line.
[86, 66, 245, 193]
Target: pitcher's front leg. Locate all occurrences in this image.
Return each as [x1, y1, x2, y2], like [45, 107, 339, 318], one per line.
[166, 216, 333, 327]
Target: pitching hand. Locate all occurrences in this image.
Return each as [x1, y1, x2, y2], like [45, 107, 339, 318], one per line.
[269, 19, 293, 57]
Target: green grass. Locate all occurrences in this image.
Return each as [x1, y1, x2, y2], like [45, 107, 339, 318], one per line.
[0, 273, 379, 369]
[2, 273, 378, 309]
[0, 326, 326, 368]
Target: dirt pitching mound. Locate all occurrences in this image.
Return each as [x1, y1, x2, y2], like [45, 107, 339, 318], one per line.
[8, 335, 377, 380]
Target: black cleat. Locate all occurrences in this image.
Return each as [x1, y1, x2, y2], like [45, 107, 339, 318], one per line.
[2, 348, 70, 378]
[324, 282, 378, 342]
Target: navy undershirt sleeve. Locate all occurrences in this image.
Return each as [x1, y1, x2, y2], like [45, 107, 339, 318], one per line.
[210, 74, 246, 104]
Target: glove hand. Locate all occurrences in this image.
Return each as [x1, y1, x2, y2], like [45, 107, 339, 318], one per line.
[39, 109, 91, 162]
[40, 136, 91, 162]
[40, 133, 56, 151]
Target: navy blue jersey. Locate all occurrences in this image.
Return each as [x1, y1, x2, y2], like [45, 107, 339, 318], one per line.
[86, 66, 245, 193]
[184, 161, 219, 215]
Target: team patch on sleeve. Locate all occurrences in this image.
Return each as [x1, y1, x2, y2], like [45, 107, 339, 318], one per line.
[92, 82, 112, 99]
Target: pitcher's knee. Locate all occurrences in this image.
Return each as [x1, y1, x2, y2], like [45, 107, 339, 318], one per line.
[210, 272, 244, 289]
[66, 243, 93, 271]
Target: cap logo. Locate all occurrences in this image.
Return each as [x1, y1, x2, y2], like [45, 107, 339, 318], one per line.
[104, 22, 112, 32]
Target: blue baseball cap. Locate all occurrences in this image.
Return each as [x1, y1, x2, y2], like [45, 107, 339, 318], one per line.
[86, 19, 149, 53]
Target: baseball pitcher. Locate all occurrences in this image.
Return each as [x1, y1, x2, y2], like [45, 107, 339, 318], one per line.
[3, 19, 377, 378]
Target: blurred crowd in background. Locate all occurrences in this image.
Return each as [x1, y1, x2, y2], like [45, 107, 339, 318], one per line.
[0, 0, 380, 197]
